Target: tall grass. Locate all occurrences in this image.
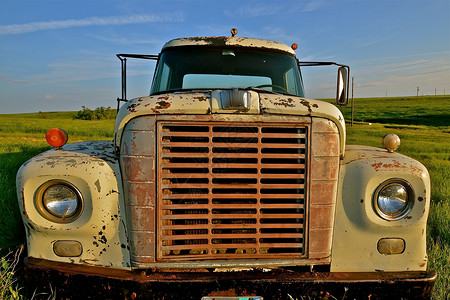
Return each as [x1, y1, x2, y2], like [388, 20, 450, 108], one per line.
[0, 142, 49, 251]
[0, 246, 24, 300]
[427, 201, 450, 299]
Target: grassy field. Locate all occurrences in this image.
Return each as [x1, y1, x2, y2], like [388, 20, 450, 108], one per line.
[0, 96, 449, 298]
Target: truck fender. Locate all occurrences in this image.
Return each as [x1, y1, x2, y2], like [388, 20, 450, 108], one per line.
[331, 145, 430, 272]
[16, 141, 131, 269]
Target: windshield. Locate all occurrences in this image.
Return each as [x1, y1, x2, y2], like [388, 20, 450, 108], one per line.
[150, 47, 304, 97]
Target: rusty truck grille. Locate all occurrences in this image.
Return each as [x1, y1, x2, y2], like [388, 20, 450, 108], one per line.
[157, 122, 308, 260]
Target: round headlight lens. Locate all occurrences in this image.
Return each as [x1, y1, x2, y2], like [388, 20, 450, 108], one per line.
[36, 180, 83, 223]
[374, 179, 413, 220]
[43, 185, 79, 218]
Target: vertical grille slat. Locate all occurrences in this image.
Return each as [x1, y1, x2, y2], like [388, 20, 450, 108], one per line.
[158, 122, 308, 260]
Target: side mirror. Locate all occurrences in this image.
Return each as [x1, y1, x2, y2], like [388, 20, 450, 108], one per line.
[336, 66, 349, 105]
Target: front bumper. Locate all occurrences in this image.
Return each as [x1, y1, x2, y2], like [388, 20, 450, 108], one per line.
[25, 257, 436, 299]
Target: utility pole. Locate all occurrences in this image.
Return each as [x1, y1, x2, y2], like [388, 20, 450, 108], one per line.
[351, 76, 354, 127]
[417, 86, 419, 97]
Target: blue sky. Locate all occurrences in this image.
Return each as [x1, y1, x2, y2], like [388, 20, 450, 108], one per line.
[1, 0, 449, 113]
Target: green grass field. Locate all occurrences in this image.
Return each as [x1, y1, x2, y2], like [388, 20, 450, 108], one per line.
[1, 96, 449, 298]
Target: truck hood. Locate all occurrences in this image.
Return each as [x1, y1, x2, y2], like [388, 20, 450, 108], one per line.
[114, 90, 346, 156]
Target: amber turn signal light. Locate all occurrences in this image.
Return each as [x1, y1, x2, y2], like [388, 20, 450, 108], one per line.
[46, 128, 68, 148]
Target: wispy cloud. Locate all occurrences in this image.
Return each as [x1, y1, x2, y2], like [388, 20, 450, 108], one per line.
[302, 52, 450, 98]
[258, 26, 299, 44]
[35, 59, 117, 84]
[0, 13, 184, 35]
[355, 55, 449, 78]
[301, 0, 325, 12]
[0, 74, 28, 84]
[92, 35, 162, 45]
[351, 55, 450, 96]
[224, 0, 325, 17]
[224, 3, 282, 18]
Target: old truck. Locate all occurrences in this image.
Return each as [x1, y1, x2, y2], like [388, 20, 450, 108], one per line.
[17, 30, 436, 299]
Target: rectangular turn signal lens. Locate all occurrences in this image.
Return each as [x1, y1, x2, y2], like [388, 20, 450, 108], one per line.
[53, 240, 82, 257]
[377, 238, 405, 255]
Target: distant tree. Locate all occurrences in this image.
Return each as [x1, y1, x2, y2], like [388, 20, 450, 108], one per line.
[75, 106, 116, 120]
[38, 111, 49, 119]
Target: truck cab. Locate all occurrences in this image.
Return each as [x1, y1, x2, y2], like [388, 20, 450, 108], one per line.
[17, 31, 436, 299]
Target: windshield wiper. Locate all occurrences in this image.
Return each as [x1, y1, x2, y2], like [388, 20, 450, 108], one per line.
[245, 86, 285, 95]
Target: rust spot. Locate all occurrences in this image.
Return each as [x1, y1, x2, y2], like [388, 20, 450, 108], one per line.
[300, 99, 312, 112]
[156, 100, 171, 109]
[22, 190, 26, 215]
[193, 96, 208, 102]
[207, 288, 253, 297]
[99, 235, 107, 244]
[106, 190, 119, 197]
[151, 100, 171, 113]
[95, 180, 101, 193]
[26, 222, 35, 231]
[158, 95, 170, 101]
[371, 160, 407, 172]
[273, 98, 295, 107]
[127, 103, 140, 112]
[418, 197, 424, 202]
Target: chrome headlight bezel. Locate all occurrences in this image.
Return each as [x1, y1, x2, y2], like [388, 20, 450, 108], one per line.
[35, 180, 83, 223]
[373, 178, 414, 221]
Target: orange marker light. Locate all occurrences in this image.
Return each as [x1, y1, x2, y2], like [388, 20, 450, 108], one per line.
[291, 43, 298, 50]
[46, 128, 68, 148]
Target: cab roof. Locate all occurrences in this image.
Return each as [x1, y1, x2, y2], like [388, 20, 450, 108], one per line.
[162, 36, 297, 56]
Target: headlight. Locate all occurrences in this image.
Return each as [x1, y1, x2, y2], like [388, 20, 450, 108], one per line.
[373, 179, 414, 220]
[35, 180, 83, 223]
